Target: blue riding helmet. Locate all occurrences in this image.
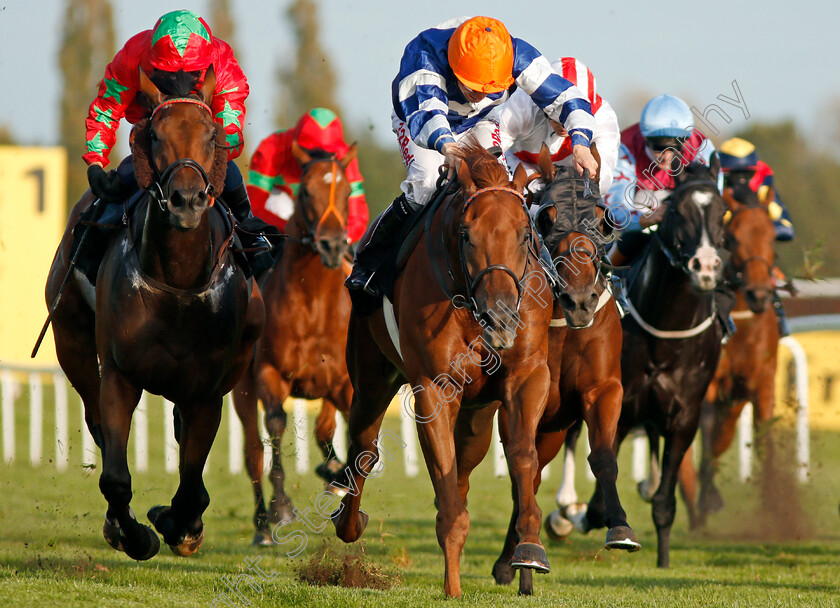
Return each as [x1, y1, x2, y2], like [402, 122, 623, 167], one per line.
[640, 94, 694, 139]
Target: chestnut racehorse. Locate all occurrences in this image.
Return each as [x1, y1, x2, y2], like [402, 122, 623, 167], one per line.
[333, 141, 553, 598]
[490, 154, 639, 596]
[45, 68, 264, 560]
[233, 142, 358, 545]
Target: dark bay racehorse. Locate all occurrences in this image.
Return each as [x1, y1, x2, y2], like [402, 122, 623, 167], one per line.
[45, 68, 264, 560]
[573, 158, 727, 567]
[683, 184, 780, 526]
[333, 141, 553, 597]
[233, 142, 358, 544]
[491, 152, 638, 595]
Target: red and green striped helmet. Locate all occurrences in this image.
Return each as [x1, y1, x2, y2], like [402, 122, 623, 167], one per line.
[149, 10, 214, 72]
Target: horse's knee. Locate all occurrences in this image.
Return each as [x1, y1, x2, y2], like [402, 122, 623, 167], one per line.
[588, 448, 618, 480]
[436, 507, 469, 549]
[265, 409, 288, 435]
[651, 494, 676, 529]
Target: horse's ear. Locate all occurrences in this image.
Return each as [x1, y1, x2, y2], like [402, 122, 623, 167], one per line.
[139, 67, 164, 108]
[537, 143, 555, 183]
[707, 150, 721, 180]
[340, 143, 358, 169]
[511, 162, 529, 194]
[200, 65, 216, 106]
[291, 140, 312, 166]
[456, 158, 476, 197]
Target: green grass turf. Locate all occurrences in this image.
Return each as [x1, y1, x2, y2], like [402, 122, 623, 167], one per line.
[0, 400, 838, 607]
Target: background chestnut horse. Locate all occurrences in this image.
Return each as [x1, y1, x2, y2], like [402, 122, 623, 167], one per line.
[233, 143, 357, 545]
[333, 141, 553, 598]
[45, 69, 264, 560]
[490, 156, 638, 596]
[572, 160, 727, 568]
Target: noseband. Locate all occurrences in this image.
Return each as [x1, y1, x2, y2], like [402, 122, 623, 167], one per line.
[294, 155, 348, 252]
[148, 98, 214, 211]
[654, 180, 722, 274]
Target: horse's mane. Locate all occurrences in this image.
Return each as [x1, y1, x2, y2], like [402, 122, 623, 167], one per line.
[149, 69, 202, 98]
[131, 117, 228, 196]
[454, 139, 509, 189]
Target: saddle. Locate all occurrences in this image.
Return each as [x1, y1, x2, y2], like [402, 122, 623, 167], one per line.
[71, 189, 239, 286]
[348, 178, 459, 317]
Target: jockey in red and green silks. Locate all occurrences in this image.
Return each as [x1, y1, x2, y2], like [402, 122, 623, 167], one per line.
[247, 108, 370, 243]
[84, 9, 247, 171]
[81, 9, 277, 277]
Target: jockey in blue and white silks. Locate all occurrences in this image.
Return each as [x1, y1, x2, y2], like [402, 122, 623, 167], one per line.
[346, 16, 597, 297]
[391, 16, 596, 209]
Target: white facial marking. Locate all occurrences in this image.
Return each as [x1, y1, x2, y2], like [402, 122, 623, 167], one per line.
[323, 172, 341, 184]
[693, 190, 713, 207]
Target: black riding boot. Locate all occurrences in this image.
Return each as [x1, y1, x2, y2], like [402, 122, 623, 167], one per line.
[773, 291, 791, 337]
[225, 182, 280, 277]
[345, 193, 414, 297]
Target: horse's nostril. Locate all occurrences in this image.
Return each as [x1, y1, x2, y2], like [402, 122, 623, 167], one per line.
[559, 294, 575, 310]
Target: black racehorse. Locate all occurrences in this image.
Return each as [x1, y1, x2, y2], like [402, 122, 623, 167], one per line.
[573, 158, 728, 567]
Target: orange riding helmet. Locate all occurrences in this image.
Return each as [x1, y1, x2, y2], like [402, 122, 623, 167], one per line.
[447, 16, 515, 94]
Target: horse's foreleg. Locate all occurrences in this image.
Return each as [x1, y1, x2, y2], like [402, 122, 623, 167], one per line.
[677, 444, 700, 529]
[454, 402, 499, 504]
[699, 397, 744, 517]
[500, 365, 551, 578]
[232, 364, 270, 545]
[314, 399, 344, 488]
[753, 368, 778, 503]
[258, 367, 295, 525]
[148, 398, 222, 556]
[554, 419, 583, 508]
[584, 379, 640, 552]
[98, 364, 158, 560]
[652, 421, 698, 568]
[410, 383, 467, 599]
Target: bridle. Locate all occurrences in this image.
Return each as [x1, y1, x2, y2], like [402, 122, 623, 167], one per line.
[147, 97, 214, 211]
[427, 178, 539, 316]
[653, 179, 724, 274]
[722, 205, 775, 289]
[291, 155, 348, 252]
[535, 168, 606, 290]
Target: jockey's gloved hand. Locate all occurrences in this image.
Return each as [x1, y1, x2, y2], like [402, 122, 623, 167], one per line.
[87, 164, 126, 202]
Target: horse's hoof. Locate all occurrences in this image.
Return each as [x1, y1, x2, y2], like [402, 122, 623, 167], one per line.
[699, 487, 724, 515]
[324, 482, 347, 498]
[331, 508, 368, 542]
[605, 526, 641, 552]
[492, 557, 516, 585]
[315, 459, 344, 485]
[637, 479, 657, 503]
[169, 528, 204, 557]
[251, 529, 275, 547]
[544, 510, 574, 542]
[511, 542, 550, 573]
[562, 503, 590, 534]
[122, 524, 161, 561]
[103, 515, 124, 552]
[269, 498, 296, 525]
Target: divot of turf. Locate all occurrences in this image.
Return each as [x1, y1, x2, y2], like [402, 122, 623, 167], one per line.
[294, 541, 400, 590]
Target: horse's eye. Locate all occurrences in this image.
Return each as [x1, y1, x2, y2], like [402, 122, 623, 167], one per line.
[461, 231, 470, 245]
[523, 231, 531, 244]
[150, 130, 159, 142]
